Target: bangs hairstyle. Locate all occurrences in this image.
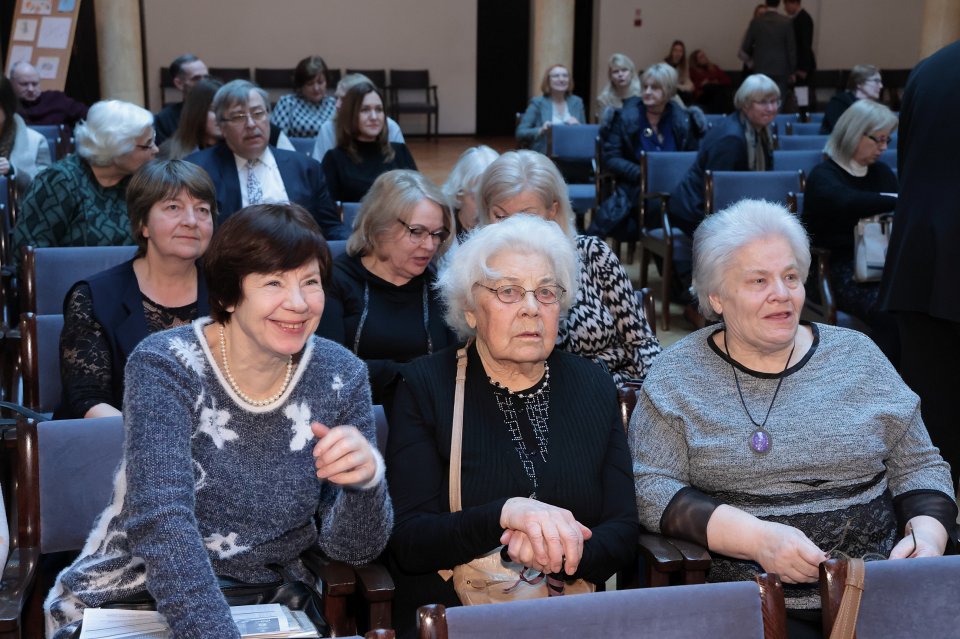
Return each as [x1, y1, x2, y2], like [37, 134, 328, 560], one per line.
[75, 100, 154, 166]
[825, 100, 897, 165]
[437, 214, 579, 340]
[347, 169, 455, 258]
[476, 150, 576, 239]
[294, 55, 329, 89]
[203, 203, 331, 323]
[441, 145, 500, 214]
[540, 64, 573, 96]
[598, 53, 641, 107]
[127, 159, 218, 257]
[336, 81, 392, 164]
[692, 199, 810, 321]
[642, 62, 679, 100]
[733, 74, 780, 111]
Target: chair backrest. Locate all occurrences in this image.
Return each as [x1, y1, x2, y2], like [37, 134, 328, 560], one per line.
[772, 113, 798, 136]
[0, 175, 12, 270]
[289, 137, 315, 157]
[821, 556, 960, 638]
[389, 69, 429, 90]
[17, 415, 125, 553]
[326, 68, 342, 90]
[786, 122, 823, 136]
[640, 151, 698, 197]
[21, 245, 138, 315]
[419, 576, 785, 639]
[346, 69, 387, 92]
[341, 202, 362, 230]
[804, 112, 825, 123]
[705, 170, 803, 215]
[777, 135, 828, 151]
[20, 312, 65, 414]
[549, 124, 600, 162]
[773, 150, 824, 175]
[703, 113, 727, 129]
[28, 125, 59, 161]
[327, 240, 348, 260]
[877, 149, 897, 170]
[209, 67, 252, 83]
[254, 67, 294, 89]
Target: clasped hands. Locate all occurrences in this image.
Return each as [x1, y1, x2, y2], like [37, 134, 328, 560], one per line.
[499, 497, 591, 576]
[311, 423, 378, 487]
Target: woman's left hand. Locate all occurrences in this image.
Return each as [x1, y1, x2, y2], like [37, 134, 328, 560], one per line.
[889, 515, 949, 559]
[311, 423, 377, 487]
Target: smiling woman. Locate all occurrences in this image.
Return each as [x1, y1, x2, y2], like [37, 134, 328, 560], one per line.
[46, 202, 394, 639]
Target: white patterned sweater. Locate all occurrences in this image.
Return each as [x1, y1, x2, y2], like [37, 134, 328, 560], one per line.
[46, 319, 393, 639]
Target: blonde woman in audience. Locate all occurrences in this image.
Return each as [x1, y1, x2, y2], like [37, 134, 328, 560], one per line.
[596, 53, 642, 127]
[270, 55, 337, 138]
[516, 64, 585, 154]
[441, 145, 500, 240]
[478, 150, 661, 383]
[318, 170, 456, 406]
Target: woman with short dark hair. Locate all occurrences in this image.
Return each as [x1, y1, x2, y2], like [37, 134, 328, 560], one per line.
[59, 159, 216, 419]
[321, 82, 417, 202]
[270, 55, 337, 138]
[47, 202, 393, 639]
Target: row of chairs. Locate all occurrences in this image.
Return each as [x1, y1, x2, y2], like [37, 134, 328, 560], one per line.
[24, 124, 75, 163]
[161, 67, 440, 138]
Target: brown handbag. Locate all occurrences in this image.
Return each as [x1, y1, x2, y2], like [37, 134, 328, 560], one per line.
[442, 342, 595, 605]
[828, 558, 866, 639]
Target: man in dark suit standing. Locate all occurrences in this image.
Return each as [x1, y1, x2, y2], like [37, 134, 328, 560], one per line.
[880, 40, 960, 490]
[784, 0, 815, 88]
[187, 80, 349, 240]
[740, 0, 797, 107]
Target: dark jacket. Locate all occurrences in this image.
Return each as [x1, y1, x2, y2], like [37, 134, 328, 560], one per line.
[669, 112, 772, 236]
[65, 259, 209, 414]
[186, 142, 348, 239]
[820, 91, 857, 134]
[880, 39, 960, 321]
[602, 97, 703, 185]
[317, 252, 454, 406]
[792, 8, 816, 75]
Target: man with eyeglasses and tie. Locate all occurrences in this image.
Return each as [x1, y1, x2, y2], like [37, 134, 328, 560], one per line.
[187, 80, 348, 239]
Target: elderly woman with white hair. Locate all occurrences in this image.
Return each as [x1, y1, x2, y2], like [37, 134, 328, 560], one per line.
[668, 73, 780, 238]
[13, 99, 157, 263]
[318, 169, 456, 405]
[441, 145, 500, 241]
[803, 100, 899, 362]
[478, 150, 660, 384]
[630, 199, 956, 639]
[387, 214, 639, 638]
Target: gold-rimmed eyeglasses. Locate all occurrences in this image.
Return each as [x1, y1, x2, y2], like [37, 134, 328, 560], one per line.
[474, 283, 566, 305]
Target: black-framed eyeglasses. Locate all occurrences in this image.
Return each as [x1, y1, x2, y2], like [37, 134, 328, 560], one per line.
[864, 133, 891, 147]
[396, 219, 450, 245]
[221, 109, 268, 125]
[474, 283, 566, 305]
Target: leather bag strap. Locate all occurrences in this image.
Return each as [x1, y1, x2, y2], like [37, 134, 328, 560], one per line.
[448, 340, 472, 513]
[829, 558, 866, 639]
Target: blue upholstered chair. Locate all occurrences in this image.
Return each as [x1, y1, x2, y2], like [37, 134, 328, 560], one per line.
[772, 113, 799, 136]
[19, 312, 64, 415]
[289, 136, 315, 157]
[805, 112, 825, 123]
[21, 245, 138, 315]
[418, 575, 787, 639]
[777, 135, 829, 151]
[785, 122, 823, 135]
[341, 202, 362, 231]
[704, 169, 804, 215]
[548, 124, 601, 227]
[820, 556, 960, 638]
[773, 150, 825, 175]
[878, 149, 897, 171]
[328, 240, 348, 260]
[638, 150, 697, 331]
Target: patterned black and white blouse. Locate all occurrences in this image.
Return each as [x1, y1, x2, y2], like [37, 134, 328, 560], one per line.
[270, 93, 336, 138]
[558, 235, 661, 384]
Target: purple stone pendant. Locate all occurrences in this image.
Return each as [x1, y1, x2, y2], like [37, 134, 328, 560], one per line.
[750, 428, 771, 454]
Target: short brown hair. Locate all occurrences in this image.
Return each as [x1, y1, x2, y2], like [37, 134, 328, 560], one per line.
[336, 81, 393, 164]
[126, 159, 218, 257]
[203, 203, 332, 323]
[539, 64, 573, 96]
[294, 55, 328, 90]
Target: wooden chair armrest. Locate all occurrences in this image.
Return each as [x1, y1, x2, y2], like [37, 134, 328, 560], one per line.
[665, 538, 711, 584]
[755, 572, 788, 639]
[0, 546, 40, 634]
[417, 603, 446, 639]
[366, 630, 396, 639]
[300, 546, 356, 636]
[354, 562, 394, 632]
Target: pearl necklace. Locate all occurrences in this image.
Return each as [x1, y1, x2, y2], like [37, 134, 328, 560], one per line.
[218, 324, 293, 406]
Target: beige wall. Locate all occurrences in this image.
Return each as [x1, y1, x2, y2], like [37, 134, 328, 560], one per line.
[593, 0, 924, 113]
[142, 0, 477, 134]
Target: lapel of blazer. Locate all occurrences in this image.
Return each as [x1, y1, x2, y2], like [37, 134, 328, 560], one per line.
[213, 143, 243, 215]
[272, 147, 300, 203]
[114, 265, 150, 361]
